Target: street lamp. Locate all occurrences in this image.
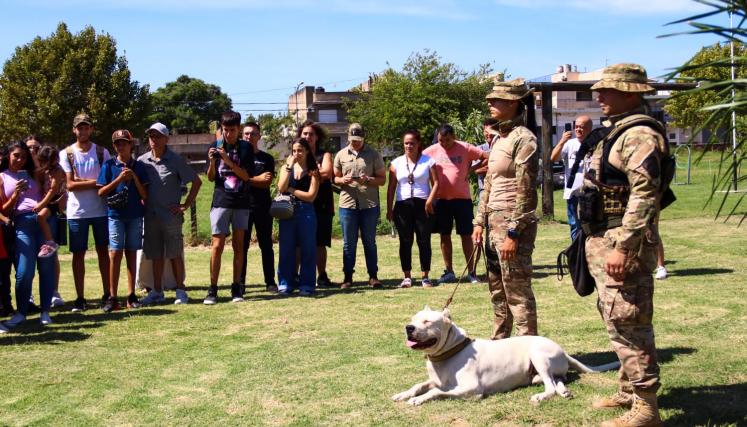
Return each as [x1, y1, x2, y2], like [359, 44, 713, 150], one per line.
[294, 81, 304, 128]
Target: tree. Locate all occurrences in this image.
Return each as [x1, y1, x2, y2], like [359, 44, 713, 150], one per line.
[0, 23, 150, 146]
[149, 75, 232, 134]
[662, 0, 747, 221]
[665, 42, 747, 133]
[345, 50, 492, 147]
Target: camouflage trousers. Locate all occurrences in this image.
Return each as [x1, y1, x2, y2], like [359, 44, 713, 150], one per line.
[485, 212, 538, 340]
[585, 228, 661, 392]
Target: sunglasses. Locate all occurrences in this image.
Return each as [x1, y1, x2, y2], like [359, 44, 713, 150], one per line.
[407, 173, 414, 185]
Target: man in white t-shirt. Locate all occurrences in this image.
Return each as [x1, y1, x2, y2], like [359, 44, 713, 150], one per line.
[550, 115, 592, 241]
[59, 113, 112, 312]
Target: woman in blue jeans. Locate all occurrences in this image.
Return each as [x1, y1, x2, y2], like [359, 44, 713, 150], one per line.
[276, 138, 320, 296]
[0, 141, 57, 332]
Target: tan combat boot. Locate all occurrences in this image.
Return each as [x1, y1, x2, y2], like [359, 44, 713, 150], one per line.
[600, 391, 662, 427]
[592, 385, 634, 409]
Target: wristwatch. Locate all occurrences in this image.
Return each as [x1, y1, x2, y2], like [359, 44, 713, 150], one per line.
[507, 228, 519, 239]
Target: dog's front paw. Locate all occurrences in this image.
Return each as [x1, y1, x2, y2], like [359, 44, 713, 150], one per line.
[559, 389, 573, 399]
[407, 396, 427, 406]
[391, 391, 411, 402]
[530, 392, 551, 404]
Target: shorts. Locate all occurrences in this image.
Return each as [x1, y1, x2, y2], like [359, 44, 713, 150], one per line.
[68, 216, 109, 253]
[108, 217, 144, 251]
[209, 207, 250, 236]
[433, 199, 474, 236]
[315, 211, 333, 248]
[143, 215, 184, 259]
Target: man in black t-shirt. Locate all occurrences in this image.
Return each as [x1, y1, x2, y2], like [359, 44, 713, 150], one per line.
[204, 111, 261, 304]
[240, 122, 276, 292]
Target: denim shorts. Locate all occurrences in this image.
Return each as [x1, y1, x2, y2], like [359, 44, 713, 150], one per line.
[108, 217, 144, 251]
[209, 207, 250, 236]
[68, 216, 109, 253]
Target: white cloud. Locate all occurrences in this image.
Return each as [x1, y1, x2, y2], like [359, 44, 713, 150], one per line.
[494, 0, 707, 15]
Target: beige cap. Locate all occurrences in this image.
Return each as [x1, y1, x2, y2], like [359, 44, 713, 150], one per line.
[486, 78, 532, 101]
[590, 63, 655, 93]
[73, 113, 93, 127]
[348, 123, 365, 142]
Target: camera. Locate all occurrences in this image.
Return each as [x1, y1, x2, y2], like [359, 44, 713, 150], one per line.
[210, 150, 221, 160]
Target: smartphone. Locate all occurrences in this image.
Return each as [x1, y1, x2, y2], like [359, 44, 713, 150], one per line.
[564, 123, 572, 132]
[350, 175, 360, 180]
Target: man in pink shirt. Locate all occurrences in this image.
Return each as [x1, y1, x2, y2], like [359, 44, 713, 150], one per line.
[423, 124, 487, 284]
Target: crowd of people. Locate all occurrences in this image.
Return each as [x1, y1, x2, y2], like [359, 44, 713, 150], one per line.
[0, 63, 670, 426]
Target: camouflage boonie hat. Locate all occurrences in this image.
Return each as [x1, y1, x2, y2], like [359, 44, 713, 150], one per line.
[486, 78, 532, 101]
[590, 63, 655, 93]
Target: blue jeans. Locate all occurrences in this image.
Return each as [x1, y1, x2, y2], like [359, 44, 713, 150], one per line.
[108, 217, 144, 250]
[339, 206, 380, 278]
[14, 213, 57, 315]
[567, 196, 580, 241]
[68, 216, 108, 253]
[277, 202, 317, 294]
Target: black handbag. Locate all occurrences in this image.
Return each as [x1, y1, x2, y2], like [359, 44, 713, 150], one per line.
[269, 194, 294, 220]
[556, 229, 596, 297]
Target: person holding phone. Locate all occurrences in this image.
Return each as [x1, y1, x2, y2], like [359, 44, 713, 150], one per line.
[333, 123, 386, 289]
[0, 141, 58, 332]
[550, 115, 592, 241]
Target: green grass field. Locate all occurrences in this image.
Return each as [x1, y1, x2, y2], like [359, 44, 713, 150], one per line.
[1, 152, 745, 426]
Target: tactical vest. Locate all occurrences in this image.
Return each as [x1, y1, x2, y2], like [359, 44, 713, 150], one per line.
[580, 114, 675, 230]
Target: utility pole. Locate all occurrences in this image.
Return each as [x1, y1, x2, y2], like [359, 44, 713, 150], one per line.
[294, 81, 304, 128]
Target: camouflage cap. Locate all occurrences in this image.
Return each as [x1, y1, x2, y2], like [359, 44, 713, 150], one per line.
[73, 113, 93, 127]
[486, 78, 532, 101]
[112, 129, 133, 143]
[590, 63, 655, 93]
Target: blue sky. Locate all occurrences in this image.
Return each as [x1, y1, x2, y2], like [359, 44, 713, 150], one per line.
[0, 0, 722, 118]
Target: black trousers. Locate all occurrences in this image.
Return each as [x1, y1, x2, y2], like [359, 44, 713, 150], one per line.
[241, 208, 276, 287]
[393, 198, 433, 273]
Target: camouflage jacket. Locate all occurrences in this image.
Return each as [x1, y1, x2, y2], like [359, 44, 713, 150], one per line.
[474, 116, 539, 231]
[584, 110, 667, 252]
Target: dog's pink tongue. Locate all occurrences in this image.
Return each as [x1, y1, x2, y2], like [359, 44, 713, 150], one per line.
[406, 339, 419, 348]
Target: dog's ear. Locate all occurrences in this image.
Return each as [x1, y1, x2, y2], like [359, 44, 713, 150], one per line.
[424, 305, 431, 312]
[442, 307, 452, 320]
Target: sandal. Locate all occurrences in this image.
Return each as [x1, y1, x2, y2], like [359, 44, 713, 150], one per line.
[421, 278, 433, 288]
[398, 278, 412, 288]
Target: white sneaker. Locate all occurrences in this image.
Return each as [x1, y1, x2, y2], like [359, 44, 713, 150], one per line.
[51, 292, 64, 308]
[139, 290, 165, 306]
[174, 289, 189, 305]
[467, 273, 480, 284]
[0, 323, 9, 333]
[655, 266, 668, 280]
[40, 312, 52, 325]
[5, 313, 26, 329]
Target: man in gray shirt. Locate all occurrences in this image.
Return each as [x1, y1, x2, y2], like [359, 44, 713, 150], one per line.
[138, 122, 202, 305]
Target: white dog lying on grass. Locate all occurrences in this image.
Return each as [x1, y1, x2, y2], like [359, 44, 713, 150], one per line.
[392, 307, 619, 406]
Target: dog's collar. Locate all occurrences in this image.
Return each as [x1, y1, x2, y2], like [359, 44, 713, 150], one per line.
[426, 335, 473, 363]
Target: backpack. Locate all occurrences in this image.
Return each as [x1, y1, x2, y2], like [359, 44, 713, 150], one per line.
[65, 143, 105, 180]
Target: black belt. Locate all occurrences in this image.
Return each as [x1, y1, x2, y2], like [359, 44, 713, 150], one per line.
[581, 216, 622, 235]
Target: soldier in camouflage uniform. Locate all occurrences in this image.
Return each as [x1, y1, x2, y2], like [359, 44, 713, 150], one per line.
[583, 64, 667, 427]
[472, 78, 539, 339]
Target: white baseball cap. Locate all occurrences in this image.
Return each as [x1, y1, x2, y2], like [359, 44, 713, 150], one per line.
[147, 122, 169, 136]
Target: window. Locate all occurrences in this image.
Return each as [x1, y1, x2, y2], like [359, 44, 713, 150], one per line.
[317, 109, 338, 123]
[575, 91, 593, 101]
[669, 133, 677, 140]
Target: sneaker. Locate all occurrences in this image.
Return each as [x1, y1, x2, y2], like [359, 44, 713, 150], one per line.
[0, 323, 9, 333]
[266, 284, 278, 293]
[71, 297, 87, 312]
[467, 273, 480, 284]
[101, 293, 111, 307]
[398, 278, 413, 288]
[51, 292, 64, 308]
[102, 297, 120, 313]
[174, 289, 189, 305]
[438, 270, 457, 284]
[37, 241, 59, 258]
[421, 278, 434, 288]
[203, 286, 218, 305]
[28, 295, 40, 314]
[369, 277, 383, 289]
[231, 283, 244, 303]
[40, 311, 52, 325]
[655, 266, 668, 280]
[299, 290, 315, 297]
[317, 273, 332, 288]
[340, 275, 353, 289]
[5, 312, 26, 329]
[139, 290, 165, 306]
[126, 293, 141, 309]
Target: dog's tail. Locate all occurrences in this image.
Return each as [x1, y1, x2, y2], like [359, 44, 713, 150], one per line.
[565, 354, 621, 373]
